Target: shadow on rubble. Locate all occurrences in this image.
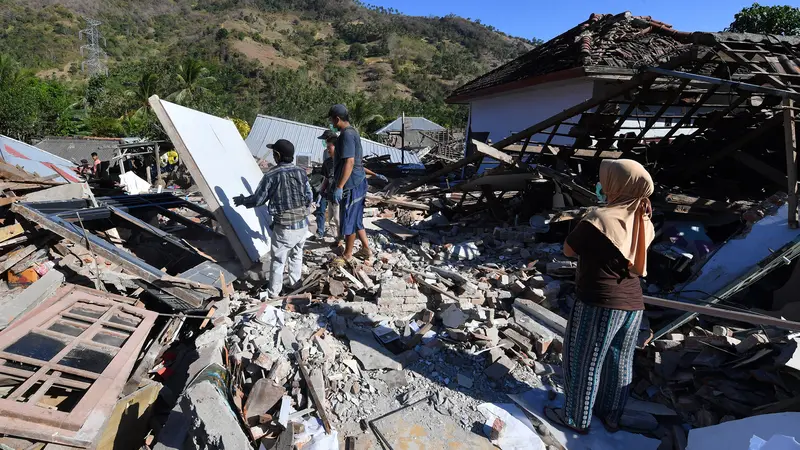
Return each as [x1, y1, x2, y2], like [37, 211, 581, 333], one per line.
[270, 228, 564, 447]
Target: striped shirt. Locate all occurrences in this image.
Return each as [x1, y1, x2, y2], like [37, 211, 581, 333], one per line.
[243, 163, 313, 229]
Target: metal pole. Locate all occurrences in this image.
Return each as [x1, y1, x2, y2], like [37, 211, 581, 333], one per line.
[785, 98, 799, 228]
[401, 112, 405, 165]
[644, 67, 800, 101]
[154, 142, 162, 184]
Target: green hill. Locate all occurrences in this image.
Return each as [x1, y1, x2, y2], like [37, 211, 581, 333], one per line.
[0, 0, 537, 140]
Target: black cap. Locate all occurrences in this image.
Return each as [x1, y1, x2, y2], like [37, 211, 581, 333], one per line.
[318, 129, 338, 141]
[267, 139, 295, 160]
[328, 104, 348, 119]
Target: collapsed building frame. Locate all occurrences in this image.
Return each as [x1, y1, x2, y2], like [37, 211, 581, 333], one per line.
[407, 32, 800, 226]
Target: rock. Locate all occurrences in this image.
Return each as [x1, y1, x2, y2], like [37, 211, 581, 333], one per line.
[446, 328, 470, 342]
[457, 373, 473, 389]
[314, 335, 336, 361]
[252, 353, 273, 372]
[156, 379, 251, 450]
[279, 328, 299, 352]
[487, 347, 505, 365]
[268, 357, 292, 384]
[346, 328, 402, 371]
[243, 379, 285, 426]
[484, 356, 514, 380]
[378, 370, 408, 390]
[440, 304, 467, 328]
[195, 324, 228, 349]
[329, 279, 346, 297]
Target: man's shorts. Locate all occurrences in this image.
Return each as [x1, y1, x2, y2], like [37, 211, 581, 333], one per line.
[339, 178, 367, 236]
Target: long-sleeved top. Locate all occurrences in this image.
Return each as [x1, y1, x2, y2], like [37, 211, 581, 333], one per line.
[242, 162, 313, 229]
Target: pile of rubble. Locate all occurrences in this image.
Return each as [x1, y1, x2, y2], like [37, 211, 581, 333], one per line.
[3, 94, 800, 450]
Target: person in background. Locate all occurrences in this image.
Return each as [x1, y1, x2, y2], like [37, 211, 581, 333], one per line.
[328, 104, 371, 263]
[315, 130, 340, 240]
[77, 159, 92, 178]
[91, 152, 101, 176]
[233, 139, 313, 299]
[545, 159, 655, 434]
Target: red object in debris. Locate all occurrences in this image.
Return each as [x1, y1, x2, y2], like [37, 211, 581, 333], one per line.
[8, 267, 40, 287]
[156, 366, 174, 378]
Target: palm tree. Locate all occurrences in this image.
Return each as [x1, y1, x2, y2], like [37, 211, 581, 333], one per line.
[348, 95, 384, 133]
[125, 72, 159, 117]
[168, 58, 215, 105]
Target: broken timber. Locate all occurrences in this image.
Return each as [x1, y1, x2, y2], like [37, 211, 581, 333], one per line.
[11, 202, 206, 309]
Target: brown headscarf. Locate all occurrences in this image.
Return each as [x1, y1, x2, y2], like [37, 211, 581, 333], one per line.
[582, 159, 655, 276]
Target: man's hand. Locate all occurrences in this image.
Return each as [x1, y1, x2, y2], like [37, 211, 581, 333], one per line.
[333, 188, 343, 204]
[233, 194, 246, 207]
[375, 174, 388, 183]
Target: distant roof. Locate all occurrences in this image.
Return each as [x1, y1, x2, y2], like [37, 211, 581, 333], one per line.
[246, 115, 421, 165]
[0, 135, 81, 183]
[447, 12, 694, 102]
[35, 137, 122, 164]
[375, 117, 446, 135]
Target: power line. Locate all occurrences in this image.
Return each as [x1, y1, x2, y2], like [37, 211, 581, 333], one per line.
[79, 17, 108, 77]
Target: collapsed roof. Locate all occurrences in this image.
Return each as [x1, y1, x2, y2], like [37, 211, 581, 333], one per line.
[447, 11, 800, 103]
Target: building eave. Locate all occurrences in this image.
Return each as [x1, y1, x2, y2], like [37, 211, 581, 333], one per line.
[445, 67, 588, 104]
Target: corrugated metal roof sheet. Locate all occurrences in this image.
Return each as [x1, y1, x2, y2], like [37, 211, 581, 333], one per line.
[0, 135, 82, 183]
[246, 115, 421, 166]
[375, 116, 446, 134]
[35, 138, 121, 164]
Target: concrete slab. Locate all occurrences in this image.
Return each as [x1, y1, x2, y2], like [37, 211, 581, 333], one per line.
[372, 400, 496, 449]
[346, 328, 402, 371]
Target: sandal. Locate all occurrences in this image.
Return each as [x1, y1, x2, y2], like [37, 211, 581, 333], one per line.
[543, 406, 589, 435]
[353, 247, 373, 260]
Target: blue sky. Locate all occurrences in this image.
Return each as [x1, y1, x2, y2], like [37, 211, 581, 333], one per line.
[365, 0, 793, 41]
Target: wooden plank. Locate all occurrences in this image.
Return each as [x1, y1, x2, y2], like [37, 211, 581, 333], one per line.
[366, 194, 429, 211]
[514, 299, 567, 335]
[784, 98, 798, 228]
[0, 197, 21, 208]
[644, 295, 800, 331]
[373, 218, 417, 240]
[471, 140, 519, 168]
[0, 245, 37, 275]
[0, 223, 24, 243]
[295, 354, 332, 434]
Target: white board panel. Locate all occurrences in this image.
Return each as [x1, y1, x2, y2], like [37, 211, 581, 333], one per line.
[150, 97, 270, 265]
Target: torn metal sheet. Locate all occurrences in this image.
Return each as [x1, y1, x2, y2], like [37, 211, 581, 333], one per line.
[654, 203, 800, 339]
[0, 284, 157, 447]
[149, 96, 271, 267]
[0, 135, 82, 183]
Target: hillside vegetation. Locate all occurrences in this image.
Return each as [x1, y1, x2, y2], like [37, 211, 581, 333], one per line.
[0, 0, 536, 141]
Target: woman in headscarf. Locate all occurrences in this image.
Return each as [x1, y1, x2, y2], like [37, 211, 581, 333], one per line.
[545, 159, 655, 434]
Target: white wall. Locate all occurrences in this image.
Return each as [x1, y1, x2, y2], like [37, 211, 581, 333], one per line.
[467, 79, 743, 148]
[468, 78, 596, 146]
